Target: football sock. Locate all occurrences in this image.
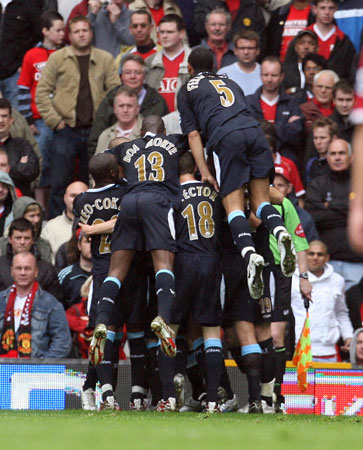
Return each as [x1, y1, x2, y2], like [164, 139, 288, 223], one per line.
[204, 338, 223, 403]
[220, 363, 235, 400]
[146, 342, 163, 406]
[242, 344, 262, 403]
[128, 331, 148, 401]
[230, 346, 245, 374]
[175, 335, 188, 375]
[274, 346, 287, 399]
[256, 202, 286, 240]
[185, 351, 206, 400]
[227, 211, 256, 263]
[111, 331, 123, 391]
[96, 277, 121, 326]
[155, 270, 175, 323]
[83, 363, 97, 391]
[96, 331, 114, 401]
[157, 348, 176, 399]
[193, 337, 206, 379]
[259, 337, 275, 406]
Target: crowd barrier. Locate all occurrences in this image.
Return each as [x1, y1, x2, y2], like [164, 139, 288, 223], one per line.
[1, 359, 361, 415]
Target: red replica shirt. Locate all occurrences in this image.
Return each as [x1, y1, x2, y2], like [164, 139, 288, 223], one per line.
[280, 5, 311, 62]
[313, 97, 334, 117]
[350, 48, 363, 125]
[260, 96, 278, 123]
[149, 6, 164, 27]
[17, 46, 56, 120]
[159, 51, 184, 112]
[225, 0, 240, 21]
[306, 23, 345, 60]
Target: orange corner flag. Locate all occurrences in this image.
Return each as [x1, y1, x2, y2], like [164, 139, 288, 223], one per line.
[292, 312, 313, 392]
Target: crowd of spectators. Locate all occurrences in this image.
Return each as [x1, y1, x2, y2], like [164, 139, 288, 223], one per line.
[0, 0, 363, 409]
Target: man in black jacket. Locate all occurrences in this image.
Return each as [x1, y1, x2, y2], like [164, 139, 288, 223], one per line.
[0, 0, 42, 107]
[88, 53, 169, 156]
[305, 138, 363, 290]
[0, 99, 39, 196]
[193, 0, 266, 55]
[246, 56, 304, 163]
[0, 218, 60, 299]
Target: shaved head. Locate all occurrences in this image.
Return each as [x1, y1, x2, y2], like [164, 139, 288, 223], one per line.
[141, 115, 166, 135]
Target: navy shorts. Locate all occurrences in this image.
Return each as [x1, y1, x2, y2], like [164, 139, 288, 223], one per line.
[271, 264, 292, 322]
[213, 126, 274, 197]
[112, 191, 176, 252]
[222, 252, 272, 326]
[170, 253, 223, 326]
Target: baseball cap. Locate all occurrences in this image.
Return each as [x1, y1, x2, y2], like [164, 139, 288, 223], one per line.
[296, 29, 318, 42]
[274, 165, 292, 183]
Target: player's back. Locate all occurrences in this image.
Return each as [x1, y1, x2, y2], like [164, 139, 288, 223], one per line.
[74, 183, 126, 274]
[176, 180, 220, 256]
[109, 133, 188, 207]
[178, 74, 258, 152]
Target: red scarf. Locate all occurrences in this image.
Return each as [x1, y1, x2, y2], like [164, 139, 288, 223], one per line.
[0, 281, 39, 358]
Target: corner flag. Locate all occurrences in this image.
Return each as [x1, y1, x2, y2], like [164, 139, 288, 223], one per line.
[292, 311, 313, 392]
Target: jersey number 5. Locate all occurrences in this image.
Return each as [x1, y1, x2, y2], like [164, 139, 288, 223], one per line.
[209, 80, 235, 107]
[134, 151, 165, 182]
[181, 201, 215, 240]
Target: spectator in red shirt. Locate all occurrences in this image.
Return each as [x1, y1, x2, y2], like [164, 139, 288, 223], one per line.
[17, 11, 65, 189]
[305, 0, 355, 79]
[300, 69, 339, 134]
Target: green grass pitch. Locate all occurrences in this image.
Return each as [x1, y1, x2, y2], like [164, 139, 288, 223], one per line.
[1, 411, 363, 450]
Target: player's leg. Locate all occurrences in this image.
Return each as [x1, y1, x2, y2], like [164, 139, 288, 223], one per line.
[256, 322, 275, 414]
[150, 249, 177, 357]
[222, 190, 266, 300]
[249, 179, 295, 278]
[96, 324, 121, 411]
[271, 321, 287, 412]
[156, 323, 180, 412]
[202, 325, 223, 413]
[90, 250, 135, 365]
[235, 321, 263, 414]
[127, 325, 149, 411]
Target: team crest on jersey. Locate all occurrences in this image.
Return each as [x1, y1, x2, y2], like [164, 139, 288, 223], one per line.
[295, 223, 306, 238]
[33, 61, 47, 81]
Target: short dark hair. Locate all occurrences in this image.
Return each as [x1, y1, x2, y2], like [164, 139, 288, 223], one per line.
[233, 29, 260, 48]
[69, 15, 92, 31]
[159, 14, 185, 31]
[130, 10, 152, 24]
[260, 120, 277, 152]
[40, 10, 64, 30]
[302, 52, 327, 72]
[312, 117, 338, 137]
[178, 151, 195, 176]
[261, 55, 282, 72]
[313, 0, 338, 5]
[141, 115, 165, 135]
[9, 218, 35, 238]
[89, 153, 118, 184]
[188, 47, 214, 75]
[0, 98, 12, 116]
[333, 79, 354, 98]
